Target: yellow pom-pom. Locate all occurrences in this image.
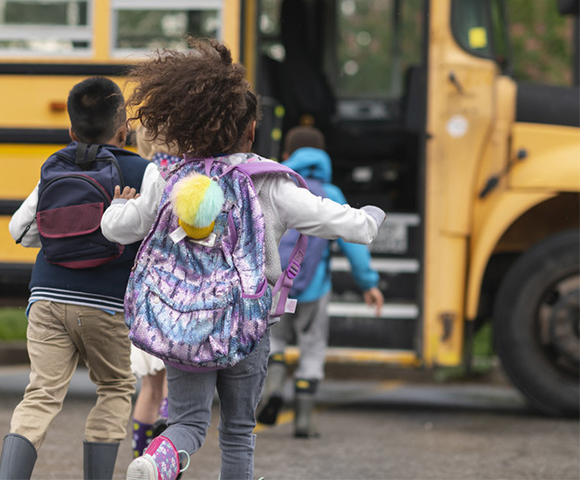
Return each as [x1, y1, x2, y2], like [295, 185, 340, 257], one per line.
[170, 172, 225, 239]
[171, 174, 212, 226]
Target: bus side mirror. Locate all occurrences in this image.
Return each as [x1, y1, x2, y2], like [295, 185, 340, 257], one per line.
[558, 0, 579, 15]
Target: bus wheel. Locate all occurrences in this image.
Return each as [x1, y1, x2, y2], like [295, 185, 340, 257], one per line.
[494, 229, 579, 417]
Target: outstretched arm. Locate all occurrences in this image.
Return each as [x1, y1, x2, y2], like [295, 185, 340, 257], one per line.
[269, 174, 385, 245]
[327, 182, 385, 317]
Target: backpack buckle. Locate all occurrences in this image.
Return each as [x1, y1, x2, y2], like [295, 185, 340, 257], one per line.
[286, 259, 301, 279]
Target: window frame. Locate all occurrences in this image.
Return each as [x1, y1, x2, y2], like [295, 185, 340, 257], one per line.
[0, 0, 93, 58]
[110, 0, 224, 59]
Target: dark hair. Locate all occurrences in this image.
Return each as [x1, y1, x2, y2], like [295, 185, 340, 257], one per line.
[283, 126, 325, 155]
[127, 38, 258, 157]
[67, 77, 126, 144]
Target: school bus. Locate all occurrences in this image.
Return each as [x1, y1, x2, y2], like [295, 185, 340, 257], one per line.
[0, 0, 578, 417]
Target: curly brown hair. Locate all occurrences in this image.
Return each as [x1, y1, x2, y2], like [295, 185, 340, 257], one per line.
[127, 38, 257, 157]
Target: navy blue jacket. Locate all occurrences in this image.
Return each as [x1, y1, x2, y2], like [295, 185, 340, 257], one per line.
[28, 144, 150, 311]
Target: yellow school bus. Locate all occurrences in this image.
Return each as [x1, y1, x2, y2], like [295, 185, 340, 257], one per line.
[0, 0, 578, 417]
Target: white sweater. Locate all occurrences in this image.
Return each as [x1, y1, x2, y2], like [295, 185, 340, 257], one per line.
[100, 157, 380, 288]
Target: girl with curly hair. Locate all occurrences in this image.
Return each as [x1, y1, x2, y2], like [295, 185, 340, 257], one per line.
[101, 37, 385, 480]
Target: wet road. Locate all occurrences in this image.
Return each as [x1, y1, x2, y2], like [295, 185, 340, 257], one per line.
[0, 365, 578, 480]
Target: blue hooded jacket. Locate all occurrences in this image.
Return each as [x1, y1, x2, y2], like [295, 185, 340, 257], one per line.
[282, 147, 379, 302]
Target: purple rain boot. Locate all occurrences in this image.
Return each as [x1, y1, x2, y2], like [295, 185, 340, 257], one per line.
[158, 398, 168, 419]
[126, 436, 188, 480]
[132, 419, 154, 458]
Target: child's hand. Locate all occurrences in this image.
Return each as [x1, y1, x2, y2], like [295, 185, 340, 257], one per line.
[114, 185, 140, 200]
[361, 205, 386, 228]
[363, 287, 384, 317]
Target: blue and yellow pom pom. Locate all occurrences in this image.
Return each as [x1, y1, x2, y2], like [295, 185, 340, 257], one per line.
[170, 173, 225, 239]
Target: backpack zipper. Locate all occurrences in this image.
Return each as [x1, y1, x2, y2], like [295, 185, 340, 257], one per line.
[57, 150, 126, 191]
[39, 174, 112, 207]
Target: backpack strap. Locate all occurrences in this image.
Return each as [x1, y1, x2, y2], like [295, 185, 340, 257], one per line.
[270, 232, 308, 316]
[235, 161, 309, 317]
[74, 143, 100, 171]
[234, 161, 308, 189]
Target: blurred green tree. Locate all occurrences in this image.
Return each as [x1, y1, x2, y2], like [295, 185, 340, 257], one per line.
[507, 0, 575, 85]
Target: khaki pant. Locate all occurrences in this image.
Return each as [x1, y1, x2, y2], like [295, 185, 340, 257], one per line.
[10, 301, 136, 449]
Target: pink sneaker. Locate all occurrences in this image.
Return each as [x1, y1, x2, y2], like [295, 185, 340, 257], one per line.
[126, 436, 189, 480]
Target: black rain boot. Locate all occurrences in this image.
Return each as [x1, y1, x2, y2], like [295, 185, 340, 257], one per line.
[257, 353, 288, 425]
[0, 433, 37, 480]
[294, 379, 319, 439]
[83, 440, 119, 480]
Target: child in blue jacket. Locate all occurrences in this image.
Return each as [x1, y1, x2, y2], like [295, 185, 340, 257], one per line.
[257, 126, 384, 437]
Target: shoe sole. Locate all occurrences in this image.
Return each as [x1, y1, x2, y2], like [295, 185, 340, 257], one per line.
[294, 429, 320, 439]
[126, 456, 158, 480]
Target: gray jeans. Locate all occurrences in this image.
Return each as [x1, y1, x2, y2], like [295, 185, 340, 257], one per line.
[270, 292, 330, 380]
[164, 329, 270, 480]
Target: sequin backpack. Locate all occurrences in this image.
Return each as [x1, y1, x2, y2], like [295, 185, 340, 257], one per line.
[124, 154, 308, 371]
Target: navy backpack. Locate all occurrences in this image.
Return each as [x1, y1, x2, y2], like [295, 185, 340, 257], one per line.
[23, 142, 126, 269]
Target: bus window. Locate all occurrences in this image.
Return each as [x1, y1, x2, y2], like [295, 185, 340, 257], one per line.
[452, 0, 512, 72]
[111, 0, 222, 56]
[259, 0, 284, 61]
[335, 0, 423, 100]
[0, 0, 90, 56]
[451, 0, 494, 58]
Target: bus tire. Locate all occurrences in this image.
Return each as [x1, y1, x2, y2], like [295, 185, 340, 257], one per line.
[493, 228, 579, 418]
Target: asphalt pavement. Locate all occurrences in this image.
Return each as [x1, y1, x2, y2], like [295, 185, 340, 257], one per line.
[0, 360, 578, 480]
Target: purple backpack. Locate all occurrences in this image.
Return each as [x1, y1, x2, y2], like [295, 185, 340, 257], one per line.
[278, 178, 330, 296]
[124, 154, 308, 371]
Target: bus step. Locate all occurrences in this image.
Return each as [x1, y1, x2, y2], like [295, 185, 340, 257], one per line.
[284, 346, 420, 367]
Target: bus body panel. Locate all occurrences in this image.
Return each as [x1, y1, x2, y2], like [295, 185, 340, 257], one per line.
[0, 144, 53, 198]
[421, 0, 579, 369]
[466, 190, 557, 320]
[0, 144, 56, 270]
[509, 123, 580, 191]
[0, 75, 131, 129]
[423, 0, 499, 366]
[0, 218, 39, 264]
[465, 118, 580, 321]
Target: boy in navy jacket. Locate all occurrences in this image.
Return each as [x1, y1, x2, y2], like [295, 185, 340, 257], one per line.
[0, 77, 159, 480]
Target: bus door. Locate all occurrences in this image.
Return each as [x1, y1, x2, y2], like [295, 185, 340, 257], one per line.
[252, 0, 427, 366]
